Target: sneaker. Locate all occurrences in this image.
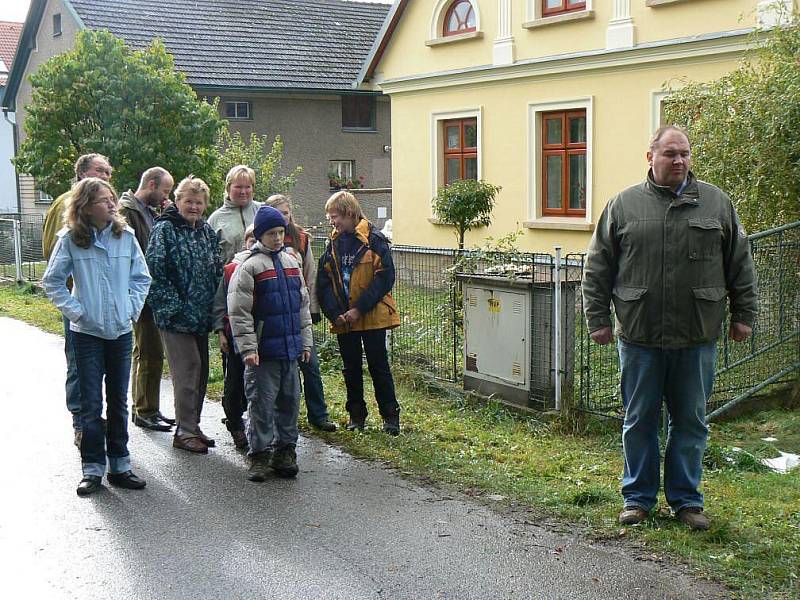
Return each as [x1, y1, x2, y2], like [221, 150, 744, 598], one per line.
[311, 420, 338, 432]
[76, 475, 102, 496]
[271, 444, 299, 478]
[247, 451, 272, 482]
[345, 419, 365, 432]
[676, 507, 710, 531]
[618, 506, 649, 525]
[231, 429, 248, 449]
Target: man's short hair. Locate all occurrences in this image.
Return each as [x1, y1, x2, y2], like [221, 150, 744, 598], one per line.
[138, 167, 171, 191]
[649, 125, 690, 152]
[74, 153, 110, 180]
[325, 190, 364, 221]
[175, 175, 210, 204]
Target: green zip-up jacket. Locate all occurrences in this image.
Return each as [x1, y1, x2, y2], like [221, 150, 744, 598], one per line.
[207, 198, 262, 265]
[582, 171, 757, 349]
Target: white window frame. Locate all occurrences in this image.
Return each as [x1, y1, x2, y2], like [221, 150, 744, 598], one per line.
[36, 189, 53, 205]
[526, 97, 593, 229]
[651, 90, 672, 134]
[329, 160, 354, 180]
[224, 100, 251, 120]
[523, 0, 594, 29]
[429, 107, 482, 216]
[427, 0, 483, 45]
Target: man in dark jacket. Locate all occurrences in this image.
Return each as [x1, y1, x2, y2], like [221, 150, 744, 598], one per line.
[119, 167, 174, 431]
[582, 125, 757, 531]
[317, 191, 401, 435]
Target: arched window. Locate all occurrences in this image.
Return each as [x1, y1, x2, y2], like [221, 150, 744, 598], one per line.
[443, 0, 476, 36]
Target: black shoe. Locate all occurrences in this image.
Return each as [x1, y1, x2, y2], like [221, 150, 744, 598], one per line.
[345, 419, 365, 432]
[107, 470, 147, 490]
[382, 420, 400, 436]
[157, 412, 176, 425]
[271, 445, 299, 478]
[133, 414, 171, 432]
[311, 420, 338, 432]
[76, 475, 103, 496]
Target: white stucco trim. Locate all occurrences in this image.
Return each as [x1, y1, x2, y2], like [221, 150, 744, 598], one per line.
[378, 28, 752, 95]
[524, 0, 593, 27]
[650, 90, 672, 134]
[429, 107, 483, 213]
[527, 97, 593, 227]
[429, 0, 482, 42]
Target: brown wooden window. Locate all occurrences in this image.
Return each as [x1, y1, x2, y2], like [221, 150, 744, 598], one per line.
[443, 118, 478, 185]
[443, 0, 476, 36]
[542, 0, 586, 18]
[542, 110, 587, 216]
[342, 95, 376, 130]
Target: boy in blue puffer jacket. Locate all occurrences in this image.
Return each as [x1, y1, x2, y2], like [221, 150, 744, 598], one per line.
[228, 206, 312, 481]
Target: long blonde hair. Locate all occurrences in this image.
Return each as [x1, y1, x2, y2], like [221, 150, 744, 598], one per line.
[265, 194, 301, 243]
[65, 178, 126, 249]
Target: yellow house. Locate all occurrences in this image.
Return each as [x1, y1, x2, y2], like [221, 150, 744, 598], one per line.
[359, 0, 795, 252]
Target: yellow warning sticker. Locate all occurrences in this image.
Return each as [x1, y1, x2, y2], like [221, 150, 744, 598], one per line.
[488, 298, 501, 313]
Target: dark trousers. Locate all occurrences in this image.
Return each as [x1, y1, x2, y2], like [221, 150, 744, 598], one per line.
[221, 350, 248, 432]
[73, 331, 133, 477]
[299, 344, 330, 425]
[337, 329, 399, 423]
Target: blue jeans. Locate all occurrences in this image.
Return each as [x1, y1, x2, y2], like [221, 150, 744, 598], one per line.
[73, 331, 133, 478]
[299, 344, 330, 424]
[63, 317, 82, 431]
[618, 339, 716, 513]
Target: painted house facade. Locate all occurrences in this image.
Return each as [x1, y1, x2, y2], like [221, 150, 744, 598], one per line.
[4, 0, 393, 230]
[360, 0, 794, 252]
[0, 20, 23, 214]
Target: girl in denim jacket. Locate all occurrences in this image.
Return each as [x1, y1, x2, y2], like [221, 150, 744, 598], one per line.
[43, 178, 151, 497]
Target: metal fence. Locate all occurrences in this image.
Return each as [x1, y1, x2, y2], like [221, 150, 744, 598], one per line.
[0, 213, 45, 282]
[4, 217, 797, 418]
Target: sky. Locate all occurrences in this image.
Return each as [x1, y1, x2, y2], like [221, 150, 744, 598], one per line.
[0, 1, 30, 23]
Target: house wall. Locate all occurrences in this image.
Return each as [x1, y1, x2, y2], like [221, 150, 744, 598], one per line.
[373, 0, 787, 252]
[16, 0, 80, 215]
[211, 92, 391, 232]
[0, 88, 17, 213]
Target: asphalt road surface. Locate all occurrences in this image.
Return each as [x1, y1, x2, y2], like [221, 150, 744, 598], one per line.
[0, 317, 726, 599]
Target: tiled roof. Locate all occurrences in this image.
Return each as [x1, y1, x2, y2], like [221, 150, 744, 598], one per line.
[68, 0, 390, 91]
[0, 20, 23, 85]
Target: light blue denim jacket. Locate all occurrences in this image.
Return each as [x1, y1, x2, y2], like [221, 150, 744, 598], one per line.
[43, 224, 152, 340]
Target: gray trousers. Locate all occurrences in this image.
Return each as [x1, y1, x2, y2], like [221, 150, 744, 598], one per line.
[245, 359, 300, 455]
[160, 330, 209, 438]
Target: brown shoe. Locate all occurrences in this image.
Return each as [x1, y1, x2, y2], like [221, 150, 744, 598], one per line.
[173, 436, 208, 454]
[676, 507, 710, 531]
[197, 431, 216, 447]
[618, 506, 649, 525]
[230, 429, 248, 449]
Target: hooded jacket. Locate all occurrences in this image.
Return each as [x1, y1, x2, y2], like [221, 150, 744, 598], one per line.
[582, 170, 758, 349]
[227, 242, 312, 361]
[316, 218, 400, 334]
[145, 204, 222, 335]
[207, 198, 262, 265]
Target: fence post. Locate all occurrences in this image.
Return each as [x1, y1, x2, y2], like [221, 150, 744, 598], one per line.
[12, 218, 23, 283]
[553, 246, 562, 411]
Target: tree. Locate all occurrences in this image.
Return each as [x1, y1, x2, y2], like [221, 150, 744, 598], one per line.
[432, 179, 501, 249]
[208, 129, 303, 212]
[14, 29, 224, 198]
[663, 13, 800, 232]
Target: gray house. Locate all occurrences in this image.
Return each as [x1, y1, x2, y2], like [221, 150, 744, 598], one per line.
[3, 0, 392, 230]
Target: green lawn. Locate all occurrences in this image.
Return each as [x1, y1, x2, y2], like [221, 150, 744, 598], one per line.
[2, 281, 798, 598]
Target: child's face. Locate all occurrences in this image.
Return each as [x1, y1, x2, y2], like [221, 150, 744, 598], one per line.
[327, 210, 357, 235]
[244, 233, 255, 250]
[259, 226, 285, 251]
[85, 187, 116, 229]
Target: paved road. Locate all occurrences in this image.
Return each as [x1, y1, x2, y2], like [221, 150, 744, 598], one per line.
[0, 317, 727, 599]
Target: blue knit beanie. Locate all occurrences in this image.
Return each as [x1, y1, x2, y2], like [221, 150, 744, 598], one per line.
[253, 205, 286, 240]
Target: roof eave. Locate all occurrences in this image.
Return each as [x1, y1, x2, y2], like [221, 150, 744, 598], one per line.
[357, 0, 409, 85]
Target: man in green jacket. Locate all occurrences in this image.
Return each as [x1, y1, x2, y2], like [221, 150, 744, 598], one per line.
[41, 153, 113, 447]
[582, 126, 757, 531]
[119, 167, 174, 432]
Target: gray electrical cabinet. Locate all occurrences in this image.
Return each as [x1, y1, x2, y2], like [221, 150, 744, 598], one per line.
[457, 273, 576, 410]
